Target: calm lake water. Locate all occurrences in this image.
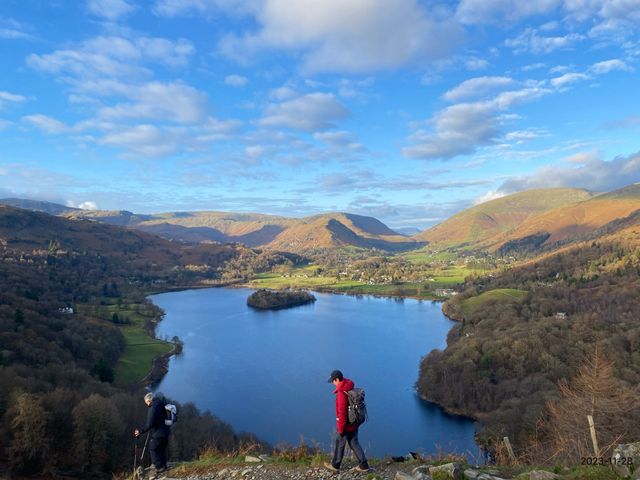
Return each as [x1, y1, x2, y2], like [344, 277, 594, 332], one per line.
[151, 287, 479, 458]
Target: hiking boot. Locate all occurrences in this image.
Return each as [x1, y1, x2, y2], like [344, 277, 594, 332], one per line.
[323, 462, 340, 473]
[354, 465, 371, 472]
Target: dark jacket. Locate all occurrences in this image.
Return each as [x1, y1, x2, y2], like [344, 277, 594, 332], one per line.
[333, 378, 358, 435]
[140, 399, 170, 438]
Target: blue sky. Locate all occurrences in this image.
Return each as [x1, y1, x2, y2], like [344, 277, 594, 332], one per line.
[1, 0, 639, 229]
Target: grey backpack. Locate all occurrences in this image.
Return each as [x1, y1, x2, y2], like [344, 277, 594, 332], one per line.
[344, 388, 368, 425]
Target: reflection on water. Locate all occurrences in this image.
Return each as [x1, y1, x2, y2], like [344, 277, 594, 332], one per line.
[151, 287, 478, 457]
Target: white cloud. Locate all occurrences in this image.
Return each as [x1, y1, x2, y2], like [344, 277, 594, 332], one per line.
[224, 74, 249, 87]
[506, 28, 585, 54]
[404, 83, 553, 160]
[217, 0, 464, 74]
[589, 58, 633, 74]
[153, 0, 250, 16]
[499, 150, 640, 193]
[0, 18, 33, 40]
[87, 0, 134, 19]
[550, 72, 590, 88]
[23, 114, 69, 134]
[465, 57, 489, 70]
[0, 91, 27, 109]
[135, 37, 195, 67]
[67, 200, 99, 210]
[98, 124, 186, 157]
[196, 117, 243, 142]
[474, 190, 507, 205]
[443, 76, 516, 102]
[403, 101, 500, 159]
[27, 35, 194, 80]
[97, 81, 208, 123]
[259, 92, 349, 132]
[456, 0, 561, 24]
[0, 27, 33, 40]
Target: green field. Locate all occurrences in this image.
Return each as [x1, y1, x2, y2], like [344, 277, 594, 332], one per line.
[77, 302, 173, 385]
[460, 288, 528, 317]
[401, 248, 460, 264]
[247, 264, 466, 299]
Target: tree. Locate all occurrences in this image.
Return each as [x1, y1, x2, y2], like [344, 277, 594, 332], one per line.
[91, 358, 115, 383]
[8, 393, 49, 474]
[72, 394, 125, 473]
[540, 347, 640, 464]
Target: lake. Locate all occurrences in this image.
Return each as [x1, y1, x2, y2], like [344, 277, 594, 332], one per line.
[151, 287, 479, 458]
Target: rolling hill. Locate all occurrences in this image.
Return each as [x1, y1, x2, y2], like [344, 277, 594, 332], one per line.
[413, 188, 593, 249]
[495, 183, 640, 253]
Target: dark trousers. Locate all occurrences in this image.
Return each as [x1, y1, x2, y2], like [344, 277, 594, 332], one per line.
[149, 435, 168, 469]
[331, 429, 368, 469]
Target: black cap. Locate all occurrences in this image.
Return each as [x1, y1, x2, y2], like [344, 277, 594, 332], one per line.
[327, 369, 343, 383]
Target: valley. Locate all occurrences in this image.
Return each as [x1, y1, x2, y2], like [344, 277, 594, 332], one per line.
[1, 183, 640, 475]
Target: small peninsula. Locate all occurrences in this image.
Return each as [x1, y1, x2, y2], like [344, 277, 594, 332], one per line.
[247, 289, 316, 310]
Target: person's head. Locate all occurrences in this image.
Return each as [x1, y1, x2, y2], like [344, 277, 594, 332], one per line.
[327, 369, 343, 386]
[144, 392, 154, 407]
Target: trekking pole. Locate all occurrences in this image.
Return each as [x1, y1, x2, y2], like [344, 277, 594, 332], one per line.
[133, 437, 138, 479]
[140, 432, 151, 465]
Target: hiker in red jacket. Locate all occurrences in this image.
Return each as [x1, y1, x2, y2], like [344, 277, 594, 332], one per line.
[324, 370, 369, 473]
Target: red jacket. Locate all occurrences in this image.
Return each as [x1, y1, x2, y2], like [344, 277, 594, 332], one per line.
[334, 378, 358, 434]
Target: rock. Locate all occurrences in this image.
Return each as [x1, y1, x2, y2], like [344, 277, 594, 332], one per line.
[613, 442, 640, 478]
[217, 468, 229, 478]
[240, 468, 252, 476]
[396, 472, 417, 480]
[429, 462, 464, 480]
[527, 471, 560, 480]
[245, 456, 262, 462]
[258, 454, 271, 462]
[464, 469, 480, 479]
[412, 465, 432, 480]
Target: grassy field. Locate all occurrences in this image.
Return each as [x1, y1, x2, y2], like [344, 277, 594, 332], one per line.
[77, 301, 173, 385]
[246, 265, 467, 299]
[400, 248, 460, 264]
[459, 288, 528, 317]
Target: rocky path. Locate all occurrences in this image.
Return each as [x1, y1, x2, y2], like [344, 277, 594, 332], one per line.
[143, 460, 541, 480]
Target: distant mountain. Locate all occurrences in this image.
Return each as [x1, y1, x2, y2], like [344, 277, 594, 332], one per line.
[266, 213, 419, 251]
[414, 188, 593, 249]
[0, 199, 419, 252]
[0, 198, 79, 216]
[393, 226, 421, 236]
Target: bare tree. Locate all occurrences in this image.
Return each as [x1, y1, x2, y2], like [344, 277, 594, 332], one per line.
[541, 346, 639, 464]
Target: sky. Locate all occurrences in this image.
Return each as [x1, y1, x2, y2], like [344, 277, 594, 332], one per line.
[1, 0, 639, 230]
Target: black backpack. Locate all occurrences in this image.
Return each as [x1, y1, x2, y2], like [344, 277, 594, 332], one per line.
[344, 388, 367, 426]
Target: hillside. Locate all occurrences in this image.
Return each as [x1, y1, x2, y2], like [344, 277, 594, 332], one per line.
[414, 188, 592, 249]
[418, 221, 640, 450]
[496, 184, 640, 253]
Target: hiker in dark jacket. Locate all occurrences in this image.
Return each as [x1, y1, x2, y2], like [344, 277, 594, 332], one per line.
[324, 370, 369, 473]
[134, 392, 170, 473]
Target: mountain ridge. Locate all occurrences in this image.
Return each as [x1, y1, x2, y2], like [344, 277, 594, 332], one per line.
[4, 183, 640, 255]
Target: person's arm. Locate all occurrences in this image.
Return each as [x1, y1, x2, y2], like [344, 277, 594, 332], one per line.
[336, 392, 349, 434]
